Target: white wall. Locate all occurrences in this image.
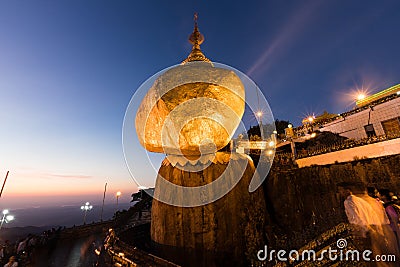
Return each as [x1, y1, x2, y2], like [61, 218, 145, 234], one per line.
[320, 97, 400, 140]
[296, 138, 400, 167]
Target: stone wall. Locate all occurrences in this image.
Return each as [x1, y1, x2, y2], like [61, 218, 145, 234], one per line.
[59, 220, 113, 239]
[264, 154, 400, 249]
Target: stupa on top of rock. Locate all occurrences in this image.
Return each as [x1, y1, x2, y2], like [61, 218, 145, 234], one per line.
[135, 14, 245, 157]
[134, 14, 268, 267]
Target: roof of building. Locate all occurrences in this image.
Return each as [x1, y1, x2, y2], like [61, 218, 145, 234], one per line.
[356, 83, 400, 107]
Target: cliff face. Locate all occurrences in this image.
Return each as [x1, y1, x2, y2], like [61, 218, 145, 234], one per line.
[149, 153, 400, 264]
[265, 154, 400, 249]
[151, 153, 267, 267]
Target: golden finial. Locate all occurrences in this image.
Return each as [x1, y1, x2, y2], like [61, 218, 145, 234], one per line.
[182, 13, 211, 64]
[194, 12, 198, 26]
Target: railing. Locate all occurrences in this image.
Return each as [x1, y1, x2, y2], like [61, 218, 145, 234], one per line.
[274, 223, 364, 267]
[273, 152, 297, 168]
[99, 196, 180, 267]
[59, 220, 114, 239]
[296, 133, 400, 159]
[107, 248, 138, 267]
[106, 239, 181, 267]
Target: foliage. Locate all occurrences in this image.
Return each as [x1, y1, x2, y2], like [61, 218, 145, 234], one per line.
[297, 131, 348, 150]
[247, 119, 290, 139]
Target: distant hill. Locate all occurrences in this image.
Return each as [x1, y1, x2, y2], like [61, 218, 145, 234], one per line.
[0, 226, 54, 243]
[8, 202, 131, 227]
[0, 202, 133, 243]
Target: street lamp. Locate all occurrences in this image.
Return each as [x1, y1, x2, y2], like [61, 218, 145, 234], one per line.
[255, 111, 264, 139]
[116, 191, 122, 209]
[80, 202, 93, 224]
[356, 93, 366, 101]
[268, 141, 275, 147]
[0, 209, 14, 230]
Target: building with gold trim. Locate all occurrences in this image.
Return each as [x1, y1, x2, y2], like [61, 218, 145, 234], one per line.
[292, 83, 400, 140]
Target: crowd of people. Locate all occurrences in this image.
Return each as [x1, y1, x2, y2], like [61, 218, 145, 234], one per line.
[337, 181, 400, 265]
[0, 227, 62, 266]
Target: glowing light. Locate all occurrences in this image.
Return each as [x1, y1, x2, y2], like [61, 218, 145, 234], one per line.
[288, 124, 293, 128]
[0, 209, 14, 230]
[397, 91, 400, 95]
[116, 191, 122, 209]
[310, 132, 317, 138]
[267, 150, 274, 155]
[307, 116, 314, 123]
[256, 111, 263, 118]
[80, 202, 93, 224]
[357, 93, 366, 101]
[81, 202, 93, 211]
[268, 141, 275, 147]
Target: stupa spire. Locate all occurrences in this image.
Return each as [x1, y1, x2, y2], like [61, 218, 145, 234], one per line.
[182, 13, 211, 64]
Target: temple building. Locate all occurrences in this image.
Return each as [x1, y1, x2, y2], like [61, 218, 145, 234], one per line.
[293, 83, 400, 140]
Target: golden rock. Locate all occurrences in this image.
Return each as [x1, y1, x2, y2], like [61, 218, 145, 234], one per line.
[135, 61, 245, 156]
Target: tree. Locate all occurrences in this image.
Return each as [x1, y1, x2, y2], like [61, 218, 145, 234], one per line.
[274, 119, 290, 135]
[296, 131, 347, 150]
[247, 119, 290, 140]
[314, 111, 337, 124]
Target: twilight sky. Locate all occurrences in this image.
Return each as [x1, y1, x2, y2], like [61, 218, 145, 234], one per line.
[1, 0, 400, 208]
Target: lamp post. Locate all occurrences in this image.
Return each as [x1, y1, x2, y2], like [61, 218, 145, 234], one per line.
[0, 209, 14, 230]
[256, 111, 264, 139]
[116, 191, 122, 209]
[356, 93, 366, 101]
[286, 124, 297, 161]
[80, 202, 93, 225]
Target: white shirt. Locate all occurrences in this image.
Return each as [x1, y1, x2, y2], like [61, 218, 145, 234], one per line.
[344, 194, 389, 226]
[4, 262, 18, 267]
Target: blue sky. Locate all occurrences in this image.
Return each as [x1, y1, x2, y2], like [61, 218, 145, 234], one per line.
[0, 0, 400, 209]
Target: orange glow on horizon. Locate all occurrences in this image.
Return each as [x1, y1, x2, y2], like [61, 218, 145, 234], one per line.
[0, 168, 137, 201]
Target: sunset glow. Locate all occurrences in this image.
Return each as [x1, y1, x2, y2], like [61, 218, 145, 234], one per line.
[1, 1, 399, 215]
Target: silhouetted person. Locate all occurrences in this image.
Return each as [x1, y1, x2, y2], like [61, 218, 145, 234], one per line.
[379, 189, 400, 250]
[367, 186, 380, 199]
